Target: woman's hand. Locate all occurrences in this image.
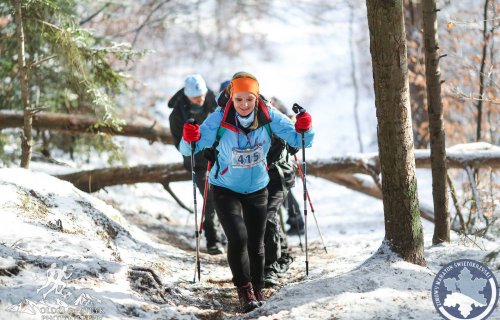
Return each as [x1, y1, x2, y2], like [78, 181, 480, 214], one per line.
[295, 112, 312, 132]
[183, 122, 201, 142]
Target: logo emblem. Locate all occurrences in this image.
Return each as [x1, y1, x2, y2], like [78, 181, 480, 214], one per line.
[6, 263, 104, 319]
[432, 259, 498, 320]
[36, 263, 73, 299]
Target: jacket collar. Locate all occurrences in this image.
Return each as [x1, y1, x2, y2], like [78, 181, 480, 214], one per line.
[220, 98, 271, 132]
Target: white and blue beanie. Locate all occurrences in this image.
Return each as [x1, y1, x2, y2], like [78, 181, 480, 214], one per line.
[184, 74, 208, 97]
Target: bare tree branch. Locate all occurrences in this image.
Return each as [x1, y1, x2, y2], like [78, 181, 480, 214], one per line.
[131, 0, 172, 47]
[79, 2, 111, 26]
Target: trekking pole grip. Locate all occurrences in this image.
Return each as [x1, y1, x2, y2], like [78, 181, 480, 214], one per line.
[292, 103, 306, 115]
[186, 118, 197, 151]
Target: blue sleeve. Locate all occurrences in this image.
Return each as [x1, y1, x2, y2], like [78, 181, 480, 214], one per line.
[179, 108, 223, 156]
[268, 108, 314, 148]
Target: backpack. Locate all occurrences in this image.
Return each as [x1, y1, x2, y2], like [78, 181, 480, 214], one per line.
[267, 135, 299, 190]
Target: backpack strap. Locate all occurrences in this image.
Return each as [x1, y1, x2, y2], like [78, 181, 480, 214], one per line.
[215, 126, 227, 144]
[263, 123, 272, 139]
[213, 126, 226, 178]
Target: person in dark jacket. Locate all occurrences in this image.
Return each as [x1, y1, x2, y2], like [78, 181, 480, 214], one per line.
[168, 74, 224, 255]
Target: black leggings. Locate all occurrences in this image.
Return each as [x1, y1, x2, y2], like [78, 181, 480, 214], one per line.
[212, 185, 268, 288]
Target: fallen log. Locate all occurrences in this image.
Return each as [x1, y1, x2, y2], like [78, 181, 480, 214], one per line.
[415, 149, 500, 169]
[56, 161, 384, 194]
[308, 147, 500, 176]
[55, 161, 436, 223]
[54, 143, 499, 196]
[54, 143, 499, 225]
[0, 110, 174, 144]
[56, 163, 189, 193]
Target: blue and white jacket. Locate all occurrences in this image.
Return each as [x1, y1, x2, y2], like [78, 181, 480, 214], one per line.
[180, 99, 314, 194]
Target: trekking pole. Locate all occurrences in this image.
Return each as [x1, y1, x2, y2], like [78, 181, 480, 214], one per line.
[294, 154, 328, 254]
[193, 162, 212, 272]
[292, 103, 309, 276]
[187, 118, 201, 283]
[198, 161, 212, 237]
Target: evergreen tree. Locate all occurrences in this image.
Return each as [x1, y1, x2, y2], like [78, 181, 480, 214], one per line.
[0, 0, 142, 165]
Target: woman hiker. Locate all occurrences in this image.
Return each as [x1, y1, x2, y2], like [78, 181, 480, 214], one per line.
[180, 71, 314, 313]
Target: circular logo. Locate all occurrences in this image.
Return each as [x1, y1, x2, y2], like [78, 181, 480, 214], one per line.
[432, 259, 499, 320]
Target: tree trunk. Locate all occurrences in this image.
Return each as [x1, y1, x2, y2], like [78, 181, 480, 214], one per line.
[404, 0, 429, 149]
[366, 0, 426, 265]
[13, 0, 32, 168]
[349, 4, 363, 152]
[422, 0, 450, 244]
[476, 0, 491, 141]
[0, 111, 174, 144]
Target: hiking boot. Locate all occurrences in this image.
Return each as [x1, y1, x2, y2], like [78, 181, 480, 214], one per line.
[207, 243, 224, 255]
[276, 254, 294, 274]
[236, 282, 260, 313]
[264, 270, 279, 288]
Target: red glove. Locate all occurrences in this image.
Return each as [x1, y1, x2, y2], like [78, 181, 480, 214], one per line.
[183, 123, 200, 143]
[295, 112, 312, 132]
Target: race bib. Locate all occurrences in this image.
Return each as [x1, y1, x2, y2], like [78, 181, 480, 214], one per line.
[231, 145, 265, 168]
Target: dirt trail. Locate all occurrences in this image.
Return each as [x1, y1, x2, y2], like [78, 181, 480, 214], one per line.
[118, 207, 335, 319]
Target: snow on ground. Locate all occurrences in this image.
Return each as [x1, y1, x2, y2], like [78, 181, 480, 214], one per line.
[0, 167, 498, 319]
[0, 168, 200, 319]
